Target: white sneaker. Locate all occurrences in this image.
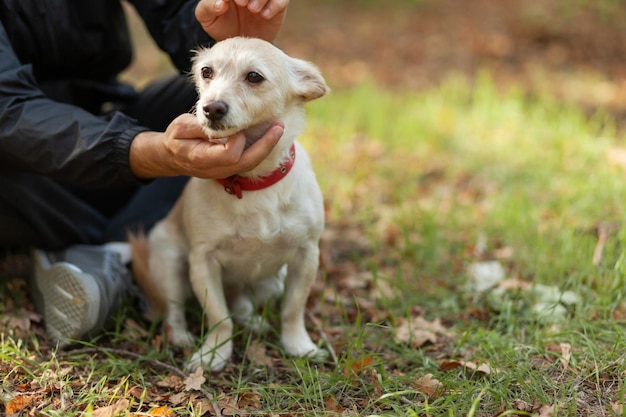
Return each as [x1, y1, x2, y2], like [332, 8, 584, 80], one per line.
[31, 245, 130, 347]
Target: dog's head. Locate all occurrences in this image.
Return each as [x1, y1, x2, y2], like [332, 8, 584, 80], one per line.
[192, 37, 329, 145]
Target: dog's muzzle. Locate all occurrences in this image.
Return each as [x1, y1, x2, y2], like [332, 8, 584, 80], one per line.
[203, 100, 229, 123]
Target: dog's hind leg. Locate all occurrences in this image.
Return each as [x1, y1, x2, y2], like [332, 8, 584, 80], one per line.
[229, 266, 286, 333]
[251, 265, 286, 303]
[148, 222, 194, 347]
[228, 287, 269, 334]
[281, 244, 325, 358]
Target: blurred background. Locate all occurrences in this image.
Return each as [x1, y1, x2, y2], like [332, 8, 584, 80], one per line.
[122, 0, 626, 129]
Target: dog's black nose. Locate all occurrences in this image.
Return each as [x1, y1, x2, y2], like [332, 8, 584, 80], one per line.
[203, 100, 229, 122]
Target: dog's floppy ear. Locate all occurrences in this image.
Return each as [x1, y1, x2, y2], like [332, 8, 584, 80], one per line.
[289, 58, 330, 102]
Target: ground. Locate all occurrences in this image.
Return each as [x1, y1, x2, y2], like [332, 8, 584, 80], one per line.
[2, 0, 626, 416]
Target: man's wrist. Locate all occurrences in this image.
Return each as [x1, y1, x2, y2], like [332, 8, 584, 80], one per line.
[129, 131, 173, 179]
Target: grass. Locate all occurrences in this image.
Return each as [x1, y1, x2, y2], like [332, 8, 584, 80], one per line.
[2, 72, 626, 416]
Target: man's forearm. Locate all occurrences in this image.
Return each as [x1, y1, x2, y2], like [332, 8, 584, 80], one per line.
[129, 131, 177, 179]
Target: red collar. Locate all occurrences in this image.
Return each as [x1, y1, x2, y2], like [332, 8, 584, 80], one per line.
[216, 144, 296, 199]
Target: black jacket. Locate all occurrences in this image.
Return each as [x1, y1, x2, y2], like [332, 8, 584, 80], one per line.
[0, 0, 212, 187]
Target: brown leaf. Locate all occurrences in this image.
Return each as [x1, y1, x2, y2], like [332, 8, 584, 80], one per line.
[325, 396, 345, 412]
[414, 373, 444, 398]
[394, 316, 449, 348]
[127, 385, 147, 400]
[440, 359, 498, 376]
[148, 405, 174, 416]
[611, 401, 623, 415]
[558, 343, 571, 370]
[512, 398, 534, 412]
[546, 343, 573, 370]
[186, 393, 217, 416]
[238, 392, 262, 410]
[246, 339, 272, 366]
[0, 309, 41, 335]
[184, 367, 206, 391]
[168, 391, 189, 406]
[343, 356, 376, 376]
[92, 399, 130, 417]
[5, 395, 36, 414]
[217, 394, 242, 417]
[156, 375, 183, 390]
[535, 404, 555, 417]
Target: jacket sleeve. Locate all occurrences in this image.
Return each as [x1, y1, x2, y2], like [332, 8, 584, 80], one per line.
[0, 20, 149, 188]
[129, 0, 214, 73]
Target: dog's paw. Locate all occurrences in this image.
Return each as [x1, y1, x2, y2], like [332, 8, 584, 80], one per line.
[281, 336, 324, 359]
[185, 341, 232, 373]
[239, 314, 271, 334]
[307, 347, 330, 361]
[166, 326, 196, 348]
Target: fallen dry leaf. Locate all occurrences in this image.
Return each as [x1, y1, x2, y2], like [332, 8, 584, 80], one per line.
[343, 356, 376, 376]
[156, 375, 183, 390]
[546, 343, 573, 370]
[512, 398, 534, 412]
[238, 392, 262, 410]
[5, 394, 36, 414]
[0, 308, 41, 335]
[325, 396, 345, 412]
[611, 401, 623, 415]
[535, 404, 555, 417]
[440, 359, 498, 376]
[187, 393, 216, 416]
[394, 316, 449, 348]
[92, 399, 130, 417]
[168, 391, 189, 407]
[147, 405, 174, 416]
[217, 393, 243, 417]
[246, 339, 273, 366]
[184, 367, 206, 391]
[127, 385, 147, 400]
[414, 373, 444, 398]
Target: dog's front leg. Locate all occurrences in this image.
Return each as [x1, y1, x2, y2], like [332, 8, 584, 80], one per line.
[281, 242, 324, 358]
[186, 248, 232, 372]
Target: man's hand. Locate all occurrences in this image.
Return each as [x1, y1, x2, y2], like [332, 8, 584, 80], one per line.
[129, 113, 283, 180]
[195, 0, 289, 42]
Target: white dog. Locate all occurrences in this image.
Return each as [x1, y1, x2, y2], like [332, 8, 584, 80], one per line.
[131, 37, 329, 372]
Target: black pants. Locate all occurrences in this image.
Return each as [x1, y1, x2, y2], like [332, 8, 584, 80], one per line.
[0, 74, 196, 250]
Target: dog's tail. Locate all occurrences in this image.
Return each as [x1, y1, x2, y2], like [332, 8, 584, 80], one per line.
[128, 230, 167, 321]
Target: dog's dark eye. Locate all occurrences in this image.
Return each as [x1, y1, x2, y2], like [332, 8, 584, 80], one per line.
[201, 66, 214, 80]
[246, 71, 264, 84]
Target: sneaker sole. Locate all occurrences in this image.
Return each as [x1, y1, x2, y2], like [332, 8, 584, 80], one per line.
[32, 250, 101, 347]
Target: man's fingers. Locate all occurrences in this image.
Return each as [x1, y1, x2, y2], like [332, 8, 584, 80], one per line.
[195, 0, 228, 26]
[166, 116, 209, 148]
[260, 0, 288, 19]
[163, 115, 283, 179]
[246, 0, 266, 13]
[219, 131, 247, 163]
[237, 121, 284, 171]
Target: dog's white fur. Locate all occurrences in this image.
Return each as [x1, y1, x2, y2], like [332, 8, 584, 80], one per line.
[132, 37, 329, 372]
